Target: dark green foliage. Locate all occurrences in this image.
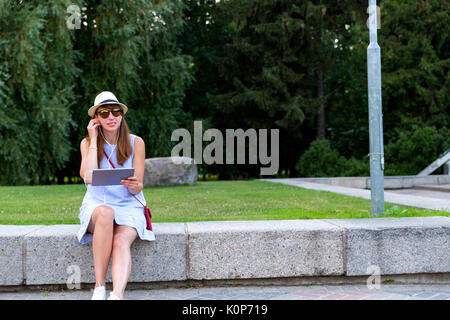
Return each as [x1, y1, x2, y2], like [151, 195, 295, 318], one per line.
[176, 0, 232, 178]
[325, 22, 370, 160]
[200, 0, 366, 177]
[295, 140, 347, 177]
[384, 125, 450, 175]
[295, 139, 369, 177]
[208, 0, 311, 133]
[0, 0, 82, 185]
[380, 0, 449, 130]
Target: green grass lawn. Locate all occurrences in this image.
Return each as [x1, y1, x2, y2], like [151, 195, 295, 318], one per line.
[0, 180, 446, 225]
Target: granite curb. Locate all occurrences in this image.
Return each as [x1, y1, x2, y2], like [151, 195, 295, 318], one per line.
[0, 217, 449, 287]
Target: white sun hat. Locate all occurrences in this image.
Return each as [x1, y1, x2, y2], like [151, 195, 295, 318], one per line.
[88, 91, 128, 117]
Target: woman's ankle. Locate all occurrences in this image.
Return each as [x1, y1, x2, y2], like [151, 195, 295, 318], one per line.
[112, 290, 124, 300]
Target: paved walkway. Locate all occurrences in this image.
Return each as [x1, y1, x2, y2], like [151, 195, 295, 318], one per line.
[0, 284, 449, 300]
[260, 178, 450, 212]
[390, 186, 450, 200]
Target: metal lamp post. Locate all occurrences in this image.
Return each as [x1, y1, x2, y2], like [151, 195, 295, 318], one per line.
[367, 0, 385, 216]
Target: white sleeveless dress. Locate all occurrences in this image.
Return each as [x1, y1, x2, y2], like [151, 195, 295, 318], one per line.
[77, 134, 156, 244]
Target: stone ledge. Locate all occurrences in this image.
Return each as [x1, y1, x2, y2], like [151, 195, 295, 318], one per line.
[325, 217, 450, 276]
[187, 220, 344, 280]
[0, 226, 45, 286]
[267, 175, 450, 189]
[23, 223, 186, 285]
[0, 217, 449, 286]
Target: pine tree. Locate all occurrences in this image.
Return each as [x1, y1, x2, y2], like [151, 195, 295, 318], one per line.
[205, 0, 364, 176]
[380, 0, 449, 130]
[177, 0, 234, 179]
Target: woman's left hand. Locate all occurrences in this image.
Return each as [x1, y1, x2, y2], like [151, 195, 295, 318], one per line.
[120, 176, 143, 194]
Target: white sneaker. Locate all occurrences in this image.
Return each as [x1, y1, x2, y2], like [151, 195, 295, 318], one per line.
[107, 292, 121, 300]
[91, 286, 106, 300]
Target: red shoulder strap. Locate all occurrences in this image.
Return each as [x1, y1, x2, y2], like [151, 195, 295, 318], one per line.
[103, 149, 152, 231]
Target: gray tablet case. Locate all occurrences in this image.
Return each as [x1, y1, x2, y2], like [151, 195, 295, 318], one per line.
[92, 168, 135, 186]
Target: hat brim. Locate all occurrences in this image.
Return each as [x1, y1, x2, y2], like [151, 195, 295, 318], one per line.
[88, 102, 128, 117]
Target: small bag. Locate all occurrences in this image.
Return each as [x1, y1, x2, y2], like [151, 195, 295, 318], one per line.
[103, 150, 152, 231]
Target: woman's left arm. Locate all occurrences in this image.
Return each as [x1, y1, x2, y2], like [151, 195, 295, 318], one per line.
[121, 136, 145, 194]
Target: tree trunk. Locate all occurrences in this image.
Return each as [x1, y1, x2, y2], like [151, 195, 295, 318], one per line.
[316, 64, 326, 140]
[56, 172, 65, 185]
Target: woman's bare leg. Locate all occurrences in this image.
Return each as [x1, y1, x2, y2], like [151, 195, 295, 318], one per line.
[110, 225, 138, 299]
[87, 205, 115, 288]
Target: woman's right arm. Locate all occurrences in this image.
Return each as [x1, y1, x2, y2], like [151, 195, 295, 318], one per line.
[80, 118, 101, 184]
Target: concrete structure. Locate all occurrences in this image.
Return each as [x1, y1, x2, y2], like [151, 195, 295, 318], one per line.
[0, 226, 43, 286]
[143, 156, 197, 187]
[0, 217, 448, 287]
[187, 220, 344, 280]
[264, 175, 450, 190]
[325, 217, 450, 276]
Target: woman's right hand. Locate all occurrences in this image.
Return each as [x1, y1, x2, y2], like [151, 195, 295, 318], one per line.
[87, 118, 101, 141]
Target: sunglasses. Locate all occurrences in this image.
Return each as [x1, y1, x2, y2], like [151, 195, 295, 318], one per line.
[97, 107, 123, 119]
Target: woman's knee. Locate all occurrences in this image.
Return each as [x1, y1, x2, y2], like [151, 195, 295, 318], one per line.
[92, 206, 114, 227]
[112, 232, 131, 251]
[113, 226, 137, 250]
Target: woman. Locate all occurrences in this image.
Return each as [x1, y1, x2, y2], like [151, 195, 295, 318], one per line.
[78, 91, 155, 300]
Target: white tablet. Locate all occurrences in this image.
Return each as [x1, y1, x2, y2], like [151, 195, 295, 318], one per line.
[91, 168, 135, 186]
